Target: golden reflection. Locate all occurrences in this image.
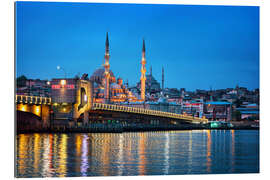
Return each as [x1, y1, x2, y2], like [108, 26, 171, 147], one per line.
[75, 134, 83, 173]
[231, 130, 235, 171]
[17, 134, 28, 175]
[42, 135, 53, 177]
[138, 132, 146, 175]
[100, 133, 110, 176]
[126, 133, 133, 163]
[206, 130, 212, 172]
[33, 133, 41, 174]
[53, 134, 58, 169]
[231, 130, 235, 156]
[76, 134, 82, 156]
[58, 134, 67, 177]
[116, 134, 124, 176]
[49, 134, 53, 170]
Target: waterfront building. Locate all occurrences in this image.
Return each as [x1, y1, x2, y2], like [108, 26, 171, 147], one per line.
[204, 101, 232, 121]
[50, 77, 93, 126]
[16, 77, 51, 97]
[51, 78, 78, 125]
[120, 95, 182, 114]
[181, 99, 204, 117]
[236, 103, 259, 121]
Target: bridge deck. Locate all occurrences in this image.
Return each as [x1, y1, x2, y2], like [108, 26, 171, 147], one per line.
[16, 95, 51, 105]
[92, 103, 208, 124]
[15, 95, 208, 124]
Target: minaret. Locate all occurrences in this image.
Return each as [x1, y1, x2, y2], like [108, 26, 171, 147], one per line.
[140, 39, 146, 101]
[162, 66, 164, 90]
[104, 32, 110, 103]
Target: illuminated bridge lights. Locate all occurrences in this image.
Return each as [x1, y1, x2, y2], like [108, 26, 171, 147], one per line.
[92, 103, 208, 123]
[16, 95, 52, 105]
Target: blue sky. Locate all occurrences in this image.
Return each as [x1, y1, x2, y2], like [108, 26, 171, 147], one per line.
[16, 2, 259, 91]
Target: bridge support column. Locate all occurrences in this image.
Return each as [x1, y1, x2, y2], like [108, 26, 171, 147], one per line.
[41, 104, 50, 128]
[84, 111, 89, 125]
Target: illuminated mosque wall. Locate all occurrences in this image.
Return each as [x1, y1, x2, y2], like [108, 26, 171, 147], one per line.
[90, 33, 141, 103]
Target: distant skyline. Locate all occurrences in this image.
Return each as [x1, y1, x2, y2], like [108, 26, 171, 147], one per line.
[16, 2, 259, 91]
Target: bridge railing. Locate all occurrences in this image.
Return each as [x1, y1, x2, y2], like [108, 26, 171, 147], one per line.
[16, 95, 51, 105]
[92, 103, 208, 123]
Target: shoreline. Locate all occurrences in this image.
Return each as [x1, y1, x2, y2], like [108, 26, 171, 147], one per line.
[17, 126, 259, 134]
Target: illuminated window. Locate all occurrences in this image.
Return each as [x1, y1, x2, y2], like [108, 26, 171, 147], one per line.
[84, 94, 87, 102]
[35, 106, 40, 114]
[60, 80, 66, 86]
[21, 106, 26, 112]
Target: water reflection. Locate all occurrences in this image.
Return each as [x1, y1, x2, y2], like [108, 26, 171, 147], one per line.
[206, 130, 212, 173]
[17, 134, 27, 175]
[231, 130, 235, 172]
[80, 134, 89, 176]
[33, 133, 40, 174]
[117, 134, 124, 176]
[164, 132, 170, 174]
[16, 130, 259, 177]
[57, 134, 67, 177]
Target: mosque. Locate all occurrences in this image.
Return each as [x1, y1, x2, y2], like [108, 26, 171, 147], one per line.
[89, 33, 167, 104]
[89, 33, 144, 103]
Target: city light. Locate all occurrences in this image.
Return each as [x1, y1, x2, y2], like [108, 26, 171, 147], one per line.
[35, 106, 40, 114]
[84, 94, 87, 102]
[60, 80, 66, 86]
[21, 105, 26, 112]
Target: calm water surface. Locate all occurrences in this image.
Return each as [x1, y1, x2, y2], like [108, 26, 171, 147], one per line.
[16, 130, 259, 177]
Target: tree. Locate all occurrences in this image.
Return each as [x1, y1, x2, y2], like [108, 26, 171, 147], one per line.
[233, 98, 243, 108]
[16, 75, 27, 87]
[232, 110, 241, 121]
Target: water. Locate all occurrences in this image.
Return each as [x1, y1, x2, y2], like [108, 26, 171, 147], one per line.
[16, 130, 259, 177]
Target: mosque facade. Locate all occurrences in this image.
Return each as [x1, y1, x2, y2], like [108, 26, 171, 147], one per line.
[90, 33, 140, 103]
[89, 33, 169, 105]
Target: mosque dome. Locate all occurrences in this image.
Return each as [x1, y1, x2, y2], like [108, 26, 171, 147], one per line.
[90, 67, 116, 84]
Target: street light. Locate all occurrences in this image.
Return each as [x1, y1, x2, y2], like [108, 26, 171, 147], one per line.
[57, 65, 66, 79]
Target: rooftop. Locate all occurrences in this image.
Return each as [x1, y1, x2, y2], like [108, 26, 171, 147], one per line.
[205, 101, 231, 105]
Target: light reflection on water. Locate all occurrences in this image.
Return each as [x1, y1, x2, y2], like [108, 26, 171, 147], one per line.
[16, 130, 259, 177]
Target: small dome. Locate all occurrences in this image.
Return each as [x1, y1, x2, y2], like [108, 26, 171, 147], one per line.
[90, 67, 116, 84]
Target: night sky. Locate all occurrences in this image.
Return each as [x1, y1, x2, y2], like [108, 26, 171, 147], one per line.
[16, 1, 259, 91]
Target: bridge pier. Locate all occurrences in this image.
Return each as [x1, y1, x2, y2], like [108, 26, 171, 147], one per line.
[84, 111, 89, 125]
[16, 95, 52, 131]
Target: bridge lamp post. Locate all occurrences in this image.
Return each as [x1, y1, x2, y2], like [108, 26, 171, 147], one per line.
[57, 66, 67, 79]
